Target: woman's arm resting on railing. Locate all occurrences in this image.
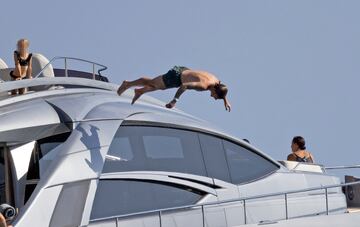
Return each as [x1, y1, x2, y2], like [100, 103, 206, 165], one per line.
[13, 53, 21, 78]
[27, 57, 33, 79]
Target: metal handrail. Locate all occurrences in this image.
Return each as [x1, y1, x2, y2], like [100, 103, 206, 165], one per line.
[324, 164, 360, 170]
[90, 180, 360, 225]
[34, 56, 107, 79]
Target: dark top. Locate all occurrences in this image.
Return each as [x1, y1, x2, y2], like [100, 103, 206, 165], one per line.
[287, 152, 313, 163]
[14, 51, 32, 66]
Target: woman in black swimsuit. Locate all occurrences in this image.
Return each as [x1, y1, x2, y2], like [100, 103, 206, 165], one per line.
[10, 38, 33, 95]
[287, 136, 315, 163]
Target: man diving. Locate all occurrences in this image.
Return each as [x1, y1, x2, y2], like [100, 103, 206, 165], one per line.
[117, 66, 231, 112]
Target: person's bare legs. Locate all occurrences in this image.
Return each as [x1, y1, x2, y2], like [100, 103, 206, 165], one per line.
[18, 87, 26, 95]
[11, 90, 18, 96]
[130, 75, 166, 104]
[0, 213, 8, 227]
[10, 77, 20, 96]
[117, 77, 153, 96]
[131, 85, 157, 104]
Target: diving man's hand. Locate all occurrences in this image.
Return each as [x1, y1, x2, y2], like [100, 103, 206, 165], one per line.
[224, 98, 231, 112]
[166, 99, 177, 109]
[225, 103, 231, 112]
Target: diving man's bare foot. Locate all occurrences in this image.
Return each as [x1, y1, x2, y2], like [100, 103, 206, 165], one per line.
[117, 81, 129, 96]
[131, 88, 143, 105]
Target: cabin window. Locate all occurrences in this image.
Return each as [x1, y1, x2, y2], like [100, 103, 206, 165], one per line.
[103, 126, 207, 176]
[38, 132, 72, 176]
[223, 140, 278, 184]
[50, 180, 90, 227]
[90, 179, 204, 220]
[24, 132, 71, 204]
[107, 137, 133, 161]
[198, 134, 231, 182]
[143, 135, 184, 159]
[104, 124, 279, 185]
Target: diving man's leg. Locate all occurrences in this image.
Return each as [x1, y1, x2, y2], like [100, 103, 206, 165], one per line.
[118, 75, 166, 96]
[131, 86, 157, 104]
[117, 77, 153, 96]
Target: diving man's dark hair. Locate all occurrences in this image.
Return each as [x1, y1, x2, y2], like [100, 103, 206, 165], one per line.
[214, 82, 228, 99]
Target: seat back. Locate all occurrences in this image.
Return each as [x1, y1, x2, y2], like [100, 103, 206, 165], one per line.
[0, 58, 8, 69]
[0, 59, 9, 97]
[31, 53, 54, 78]
[0, 58, 9, 82]
[0, 68, 12, 82]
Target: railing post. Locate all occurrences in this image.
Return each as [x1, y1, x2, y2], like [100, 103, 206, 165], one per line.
[159, 210, 162, 227]
[325, 188, 329, 215]
[202, 205, 205, 227]
[243, 200, 247, 224]
[92, 63, 96, 80]
[64, 58, 68, 77]
[285, 193, 288, 220]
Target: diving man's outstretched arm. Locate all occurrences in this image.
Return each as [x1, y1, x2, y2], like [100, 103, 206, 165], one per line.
[224, 97, 231, 112]
[166, 85, 187, 109]
[166, 81, 206, 108]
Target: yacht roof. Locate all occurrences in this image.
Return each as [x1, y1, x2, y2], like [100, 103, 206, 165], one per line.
[0, 77, 215, 131]
[0, 77, 280, 165]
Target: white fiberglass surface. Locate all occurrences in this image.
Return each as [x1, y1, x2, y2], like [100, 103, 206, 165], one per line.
[0, 100, 60, 133]
[10, 142, 34, 181]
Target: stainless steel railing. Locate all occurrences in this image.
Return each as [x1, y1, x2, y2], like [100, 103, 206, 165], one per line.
[325, 164, 360, 170]
[90, 180, 360, 226]
[34, 56, 107, 80]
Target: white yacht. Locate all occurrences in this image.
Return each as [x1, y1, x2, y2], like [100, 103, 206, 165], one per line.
[0, 55, 359, 227]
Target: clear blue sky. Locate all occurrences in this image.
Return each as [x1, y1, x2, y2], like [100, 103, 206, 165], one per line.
[1, 1, 360, 177]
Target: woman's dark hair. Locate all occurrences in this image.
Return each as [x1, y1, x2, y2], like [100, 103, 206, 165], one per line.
[214, 83, 228, 99]
[292, 136, 306, 150]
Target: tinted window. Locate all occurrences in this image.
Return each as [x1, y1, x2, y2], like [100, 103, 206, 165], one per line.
[107, 137, 133, 161]
[50, 181, 90, 227]
[143, 136, 184, 159]
[90, 180, 203, 220]
[223, 140, 278, 184]
[25, 132, 71, 204]
[103, 127, 207, 176]
[198, 134, 231, 182]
